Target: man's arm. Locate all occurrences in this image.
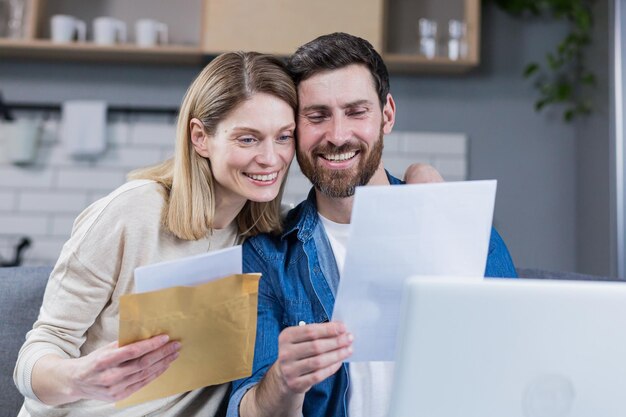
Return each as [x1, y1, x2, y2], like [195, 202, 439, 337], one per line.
[485, 228, 517, 278]
[240, 323, 352, 417]
[229, 240, 353, 417]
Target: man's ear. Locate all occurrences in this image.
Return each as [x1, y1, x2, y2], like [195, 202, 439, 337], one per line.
[190, 118, 210, 158]
[382, 93, 396, 135]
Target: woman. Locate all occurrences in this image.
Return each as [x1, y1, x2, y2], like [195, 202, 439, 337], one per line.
[13, 51, 297, 417]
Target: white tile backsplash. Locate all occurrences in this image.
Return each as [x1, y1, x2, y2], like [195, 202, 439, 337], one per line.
[0, 214, 49, 235]
[130, 122, 177, 146]
[0, 167, 55, 188]
[51, 215, 77, 237]
[95, 146, 163, 169]
[403, 132, 467, 155]
[0, 118, 468, 265]
[19, 191, 88, 214]
[56, 168, 127, 190]
[26, 236, 67, 265]
[433, 156, 468, 178]
[0, 190, 17, 211]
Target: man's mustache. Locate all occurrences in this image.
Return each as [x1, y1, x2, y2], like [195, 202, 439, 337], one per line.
[311, 142, 362, 156]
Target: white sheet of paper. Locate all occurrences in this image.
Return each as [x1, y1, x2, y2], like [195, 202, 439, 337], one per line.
[134, 245, 242, 293]
[332, 181, 497, 361]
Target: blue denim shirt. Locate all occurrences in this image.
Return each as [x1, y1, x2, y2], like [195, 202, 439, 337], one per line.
[228, 173, 517, 417]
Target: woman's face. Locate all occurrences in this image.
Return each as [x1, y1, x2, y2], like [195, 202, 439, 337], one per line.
[191, 93, 296, 206]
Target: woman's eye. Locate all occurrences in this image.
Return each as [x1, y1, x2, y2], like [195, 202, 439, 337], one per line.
[238, 136, 257, 144]
[277, 134, 294, 143]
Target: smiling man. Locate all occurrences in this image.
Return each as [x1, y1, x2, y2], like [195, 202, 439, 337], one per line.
[227, 33, 517, 417]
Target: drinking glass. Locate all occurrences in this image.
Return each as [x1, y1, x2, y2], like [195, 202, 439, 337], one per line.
[448, 19, 467, 60]
[7, 0, 26, 39]
[418, 18, 438, 59]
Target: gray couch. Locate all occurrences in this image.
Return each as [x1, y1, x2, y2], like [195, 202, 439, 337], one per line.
[0, 266, 619, 416]
[1, 266, 52, 416]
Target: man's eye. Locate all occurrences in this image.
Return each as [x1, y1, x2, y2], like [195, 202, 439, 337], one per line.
[348, 110, 367, 117]
[306, 114, 327, 123]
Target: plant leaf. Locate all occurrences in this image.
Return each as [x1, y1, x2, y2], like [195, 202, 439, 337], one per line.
[524, 63, 540, 77]
[581, 73, 596, 86]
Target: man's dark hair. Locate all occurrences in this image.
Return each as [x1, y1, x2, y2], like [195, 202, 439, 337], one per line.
[287, 32, 390, 107]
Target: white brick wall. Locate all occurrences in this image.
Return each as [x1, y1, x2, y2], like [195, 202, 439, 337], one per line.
[0, 115, 467, 266]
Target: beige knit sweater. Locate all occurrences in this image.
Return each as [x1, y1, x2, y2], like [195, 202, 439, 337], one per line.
[14, 180, 239, 417]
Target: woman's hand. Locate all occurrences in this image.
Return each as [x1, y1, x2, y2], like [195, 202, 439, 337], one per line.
[32, 335, 181, 405]
[403, 163, 444, 184]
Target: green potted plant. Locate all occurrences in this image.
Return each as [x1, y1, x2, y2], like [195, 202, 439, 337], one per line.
[494, 0, 595, 121]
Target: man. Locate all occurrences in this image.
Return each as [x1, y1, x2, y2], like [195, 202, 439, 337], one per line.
[227, 33, 517, 417]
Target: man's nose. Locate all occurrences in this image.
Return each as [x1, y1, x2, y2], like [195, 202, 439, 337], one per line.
[329, 118, 351, 145]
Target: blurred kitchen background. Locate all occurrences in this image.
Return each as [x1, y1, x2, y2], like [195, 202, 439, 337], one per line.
[0, 0, 613, 276]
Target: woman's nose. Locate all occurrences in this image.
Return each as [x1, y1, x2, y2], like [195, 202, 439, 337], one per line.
[256, 140, 279, 166]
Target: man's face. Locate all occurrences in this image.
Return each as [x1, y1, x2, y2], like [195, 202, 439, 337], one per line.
[295, 64, 394, 198]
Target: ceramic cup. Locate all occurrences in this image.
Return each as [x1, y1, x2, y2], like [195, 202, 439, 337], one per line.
[135, 19, 168, 47]
[1, 119, 42, 165]
[50, 14, 86, 43]
[93, 16, 127, 45]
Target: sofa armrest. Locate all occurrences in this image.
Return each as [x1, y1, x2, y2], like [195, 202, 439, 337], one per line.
[0, 266, 52, 416]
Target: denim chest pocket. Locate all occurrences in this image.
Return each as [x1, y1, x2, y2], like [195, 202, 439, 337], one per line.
[281, 299, 328, 327]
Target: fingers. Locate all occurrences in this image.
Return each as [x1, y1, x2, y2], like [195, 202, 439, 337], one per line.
[403, 163, 444, 184]
[110, 363, 171, 401]
[94, 335, 171, 371]
[283, 360, 346, 393]
[276, 322, 353, 394]
[281, 330, 352, 361]
[282, 343, 352, 381]
[71, 335, 181, 403]
[97, 350, 180, 401]
[101, 341, 180, 387]
[281, 322, 347, 344]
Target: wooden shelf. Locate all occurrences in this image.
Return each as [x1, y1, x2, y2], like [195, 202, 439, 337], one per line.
[384, 54, 479, 74]
[0, 38, 203, 65]
[2, 0, 481, 73]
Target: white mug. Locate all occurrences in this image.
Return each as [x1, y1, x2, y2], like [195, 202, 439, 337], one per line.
[50, 14, 86, 43]
[1, 119, 42, 165]
[135, 19, 168, 47]
[93, 17, 127, 45]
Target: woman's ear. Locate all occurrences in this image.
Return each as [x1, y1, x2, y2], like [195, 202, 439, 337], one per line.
[190, 118, 210, 158]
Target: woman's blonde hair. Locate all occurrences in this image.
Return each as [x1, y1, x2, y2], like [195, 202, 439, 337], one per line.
[129, 52, 297, 240]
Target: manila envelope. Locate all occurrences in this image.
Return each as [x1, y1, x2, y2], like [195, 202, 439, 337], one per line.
[116, 273, 261, 408]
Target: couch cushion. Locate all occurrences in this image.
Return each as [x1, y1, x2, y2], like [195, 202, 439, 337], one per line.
[516, 268, 619, 281]
[0, 266, 52, 416]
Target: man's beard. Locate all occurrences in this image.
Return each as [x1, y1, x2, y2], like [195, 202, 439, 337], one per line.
[296, 129, 384, 198]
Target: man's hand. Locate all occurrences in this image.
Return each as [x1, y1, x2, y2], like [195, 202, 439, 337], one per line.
[241, 322, 352, 417]
[275, 322, 353, 393]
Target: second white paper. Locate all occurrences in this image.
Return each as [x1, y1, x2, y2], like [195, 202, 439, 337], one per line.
[332, 180, 497, 361]
[134, 245, 242, 293]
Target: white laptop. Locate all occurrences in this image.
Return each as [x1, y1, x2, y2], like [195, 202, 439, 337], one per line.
[388, 277, 626, 417]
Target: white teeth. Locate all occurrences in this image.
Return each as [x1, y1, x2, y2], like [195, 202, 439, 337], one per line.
[324, 151, 356, 161]
[247, 172, 278, 182]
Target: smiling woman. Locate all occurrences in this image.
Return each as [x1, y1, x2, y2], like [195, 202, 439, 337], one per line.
[191, 92, 295, 211]
[13, 52, 297, 417]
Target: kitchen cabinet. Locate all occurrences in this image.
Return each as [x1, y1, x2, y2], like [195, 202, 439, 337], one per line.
[0, 0, 205, 64]
[0, 0, 480, 73]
